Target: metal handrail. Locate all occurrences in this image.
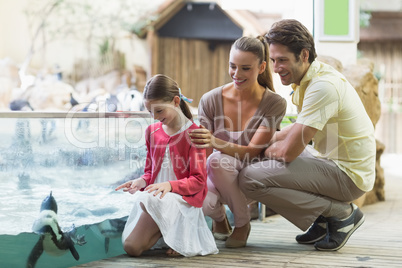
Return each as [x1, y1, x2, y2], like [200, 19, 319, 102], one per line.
[0, 111, 152, 118]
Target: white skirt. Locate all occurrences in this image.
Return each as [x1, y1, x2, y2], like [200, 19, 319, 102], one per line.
[121, 191, 218, 257]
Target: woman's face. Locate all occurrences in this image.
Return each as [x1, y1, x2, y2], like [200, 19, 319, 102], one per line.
[228, 48, 265, 90]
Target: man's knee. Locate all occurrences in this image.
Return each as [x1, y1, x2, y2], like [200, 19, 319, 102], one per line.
[239, 167, 257, 194]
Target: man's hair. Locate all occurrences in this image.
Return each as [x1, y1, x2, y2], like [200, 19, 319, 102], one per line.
[265, 19, 317, 63]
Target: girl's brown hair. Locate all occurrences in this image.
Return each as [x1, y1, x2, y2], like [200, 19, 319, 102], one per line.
[232, 36, 275, 92]
[143, 74, 193, 120]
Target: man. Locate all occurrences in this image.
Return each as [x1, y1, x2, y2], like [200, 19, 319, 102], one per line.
[239, 19, 376, 251]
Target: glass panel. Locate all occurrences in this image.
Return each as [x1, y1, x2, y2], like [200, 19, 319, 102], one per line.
[0, 112, 152, 267]
[0, 112, 292, 267]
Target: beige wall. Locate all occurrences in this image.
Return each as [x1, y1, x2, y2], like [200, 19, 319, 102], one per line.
[361, 0, 402, 11]
[3, 0, 394, 81]
[0, 0, 157, 78]
[222, 0, 359, 67]
[0, 0, 31, 64]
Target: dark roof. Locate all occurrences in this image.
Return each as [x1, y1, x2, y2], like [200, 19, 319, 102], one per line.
[157, 3, 242, 41]
[131, 0, 269, 39]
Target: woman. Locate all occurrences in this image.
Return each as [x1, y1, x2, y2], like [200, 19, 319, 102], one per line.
[189, 36, 287, 248]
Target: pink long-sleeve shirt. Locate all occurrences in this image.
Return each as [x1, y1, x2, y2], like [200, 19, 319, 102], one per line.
[141, 122, 207, 208]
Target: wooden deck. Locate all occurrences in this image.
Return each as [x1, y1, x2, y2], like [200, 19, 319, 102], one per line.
[75, 172, 402, 268]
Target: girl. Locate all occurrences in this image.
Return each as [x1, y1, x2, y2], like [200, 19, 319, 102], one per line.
[115, 74, 218, 257]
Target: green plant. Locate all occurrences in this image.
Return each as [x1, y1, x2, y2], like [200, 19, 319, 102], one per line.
[359, 10, 371, 28]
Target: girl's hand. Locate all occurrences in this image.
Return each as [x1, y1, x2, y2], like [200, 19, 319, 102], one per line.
[189, 125, 215, 148]
[115, 178, 146, 194]
[145, 182, 172, 199]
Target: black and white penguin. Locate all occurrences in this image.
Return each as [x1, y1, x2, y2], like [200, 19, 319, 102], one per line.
[9, 99, 34, 111]
[96, 218, 127, 253]
[27, 192, 86, 268]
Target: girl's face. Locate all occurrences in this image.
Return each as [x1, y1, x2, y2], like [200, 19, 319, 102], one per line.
[144, 96, 181, 127]
[228, 48, 266, 89]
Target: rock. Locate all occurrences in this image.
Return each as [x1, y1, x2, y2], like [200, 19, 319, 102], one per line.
[343, 62, 381, 126]
[75, 70, 122, 96]
[317, 55, 343, 72]
[354, 139, 386, 207]
[0, 58, 20, 111]
[364, 139, 386, 205]
[343, 60, 384, 206]
[21, 80, 76, 111]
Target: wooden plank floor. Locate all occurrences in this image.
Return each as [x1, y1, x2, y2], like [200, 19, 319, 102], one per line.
[75, 171, 402, 268]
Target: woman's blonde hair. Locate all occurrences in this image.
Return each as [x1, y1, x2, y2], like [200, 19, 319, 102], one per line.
[232, 36, 275, 92]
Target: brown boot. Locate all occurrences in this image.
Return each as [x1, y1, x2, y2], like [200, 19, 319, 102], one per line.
[225, 222, 251, 248]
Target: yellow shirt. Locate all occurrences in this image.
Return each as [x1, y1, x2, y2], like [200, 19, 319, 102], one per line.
[293, 60, 376, 192]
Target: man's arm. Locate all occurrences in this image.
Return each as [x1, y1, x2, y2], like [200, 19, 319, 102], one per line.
[265, 123, 317, 162]
[269, 123, 293, 144]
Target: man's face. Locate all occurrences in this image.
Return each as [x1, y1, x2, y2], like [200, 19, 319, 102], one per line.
[269, 43, 310, 86]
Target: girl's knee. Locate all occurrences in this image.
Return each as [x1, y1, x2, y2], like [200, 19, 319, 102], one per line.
[123, 240, 143, 257]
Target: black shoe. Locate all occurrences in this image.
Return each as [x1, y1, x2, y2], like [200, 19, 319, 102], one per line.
[296, 215, 327, 244]
[314, 204, 364, 251]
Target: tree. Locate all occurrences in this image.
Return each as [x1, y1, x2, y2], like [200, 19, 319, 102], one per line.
[20, 0, 159, 87]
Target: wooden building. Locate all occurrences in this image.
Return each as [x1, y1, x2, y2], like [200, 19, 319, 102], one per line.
[358, 11, 402, 153]
[133, 0, 273, 106]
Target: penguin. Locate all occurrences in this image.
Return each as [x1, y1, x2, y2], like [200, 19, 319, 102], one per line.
[96, 218, 127, 253]
[27, 192, 86, 268]
[17, 172, 31, 190]
[70, 92, 79, 107]
[105, 94, 120, 112]
[9, 99, 34, 111]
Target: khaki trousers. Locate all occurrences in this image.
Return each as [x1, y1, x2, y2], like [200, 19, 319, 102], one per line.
[239, 148, 365, 231]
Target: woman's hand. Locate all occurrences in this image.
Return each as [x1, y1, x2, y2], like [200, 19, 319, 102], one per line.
[189, 125, 216, 148]
[145, 182, 172, 199]
[115, 178, 146, 194]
